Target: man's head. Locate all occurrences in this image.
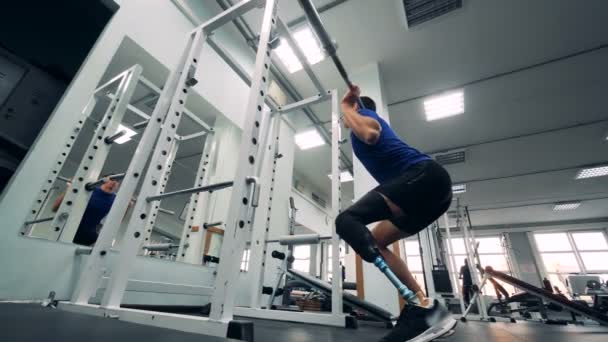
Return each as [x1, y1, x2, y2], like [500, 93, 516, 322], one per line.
[100, 174, 120, 193]
[360, 96, 376, 112]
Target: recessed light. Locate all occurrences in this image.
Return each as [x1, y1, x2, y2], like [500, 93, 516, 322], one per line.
[423, 90, 464, 121]
[275, 26, 325, 73]
[114, 124, 137, 144]
[553, 202, 581, 211]
[452, 183, 466, 194]
[575, 165, 608, 179]
[295, 129, 325, 150]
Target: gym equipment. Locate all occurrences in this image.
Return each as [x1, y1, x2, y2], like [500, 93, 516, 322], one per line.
[145, 180, 234, 202]
[19, 66, 209, 241]
[287, 269, 393, 324]
[266, 233, 331, 246]
[46, 0, 359, 338]
[585, 279, 608, 314]
[485, 267, 608, 326]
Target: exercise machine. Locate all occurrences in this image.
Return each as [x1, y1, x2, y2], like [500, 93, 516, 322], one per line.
[485, 267, 608, 326]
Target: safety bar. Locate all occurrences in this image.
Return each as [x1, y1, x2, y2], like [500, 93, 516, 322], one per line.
[157, 208, 176, 216]
[104, 130, 127, 144]
[146, 181, 234, 202]
[266, 233, 331, 246]
[203, 221, 223, 229]
[143, 243, 178, 252]
[24, 216, 54, 225]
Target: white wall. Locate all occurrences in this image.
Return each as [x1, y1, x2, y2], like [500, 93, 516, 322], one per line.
[291, 188, 332, 236]
[507, 232, 542, 287]
[0, 0, 264, 302]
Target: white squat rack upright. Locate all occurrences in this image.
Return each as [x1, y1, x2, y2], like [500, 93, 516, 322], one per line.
[233, 89, 348, 327]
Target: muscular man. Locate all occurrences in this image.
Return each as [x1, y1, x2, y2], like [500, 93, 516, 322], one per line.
[335, 86, 456, 342]
[53, 176, 120, 246]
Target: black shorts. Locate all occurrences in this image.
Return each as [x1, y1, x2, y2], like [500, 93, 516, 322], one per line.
[375, 160, 452, 235]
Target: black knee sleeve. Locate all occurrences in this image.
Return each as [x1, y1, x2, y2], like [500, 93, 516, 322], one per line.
[335, 191, 393, 263]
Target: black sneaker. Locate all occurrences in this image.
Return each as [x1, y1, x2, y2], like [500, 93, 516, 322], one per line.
[380, 300, 457, 342]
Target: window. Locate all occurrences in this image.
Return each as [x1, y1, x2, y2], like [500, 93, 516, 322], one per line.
[534, 233, 571, 252]
[533, 231, 608, 296]
[571, 232, 608, 251]
[293, 245, 311, 273]
[572, 232, 608, 273]
[241, 249, 250, 272]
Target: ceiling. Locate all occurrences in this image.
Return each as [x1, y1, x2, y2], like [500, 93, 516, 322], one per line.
[236, 0, 608, 228]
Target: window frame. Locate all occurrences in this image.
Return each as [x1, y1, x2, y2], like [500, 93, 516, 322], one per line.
[530, 230, 608, 296]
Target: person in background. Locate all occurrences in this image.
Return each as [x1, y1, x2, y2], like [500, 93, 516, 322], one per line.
[52, 175, 122, 246]
[460, 258, 473, 307]
[542, 277, 554, 293]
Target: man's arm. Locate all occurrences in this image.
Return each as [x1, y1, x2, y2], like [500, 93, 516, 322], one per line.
[341, 87, 381, 145]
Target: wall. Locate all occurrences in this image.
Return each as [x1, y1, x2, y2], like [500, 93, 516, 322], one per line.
[0, 0, 265, 301]
[291, 188, 332, 236]
[506, 232, 542, 287]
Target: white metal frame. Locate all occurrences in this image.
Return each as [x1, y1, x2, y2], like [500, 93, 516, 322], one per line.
[176, 130, 219, 263]
[455, 200, 489, 320]
[20, 66, 140, 239]
[19, 69, 209, 241]
[419, 223, 437, 299]
[442, 213, 466, 314]
[37, 0, 365, 337]
[58, 0, 279, 338]
[233, 89, 348, 327]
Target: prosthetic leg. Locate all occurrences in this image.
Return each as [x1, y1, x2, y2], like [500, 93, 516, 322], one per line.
[335, 191, 417, 303]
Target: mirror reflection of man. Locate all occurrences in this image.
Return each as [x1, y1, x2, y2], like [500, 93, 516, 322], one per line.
[52, 175, 122, 246]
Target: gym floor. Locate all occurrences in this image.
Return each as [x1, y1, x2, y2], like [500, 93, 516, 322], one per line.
[3, 303, 608, 341]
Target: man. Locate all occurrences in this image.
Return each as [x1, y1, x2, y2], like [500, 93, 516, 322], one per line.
[52, 175, 120, 246]
[542, 277, 554, 293]
[335, 86, 456, 342]
[460, 259, 473, 307]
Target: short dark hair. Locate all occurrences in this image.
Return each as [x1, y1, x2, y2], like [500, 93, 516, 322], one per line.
[360, 96, 376, 111]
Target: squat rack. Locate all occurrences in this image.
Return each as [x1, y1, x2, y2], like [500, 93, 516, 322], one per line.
[51, 0, 356, 339]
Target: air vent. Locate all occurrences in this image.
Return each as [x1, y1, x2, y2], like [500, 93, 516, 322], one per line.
[311, 192, 326, 208]
[403, 0, 462, 27]
[434, 150, 465, 165]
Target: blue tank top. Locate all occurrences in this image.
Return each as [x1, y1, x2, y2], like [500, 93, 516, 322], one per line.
[351, 108, 431, 184]
[77, 187, 116, 236]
